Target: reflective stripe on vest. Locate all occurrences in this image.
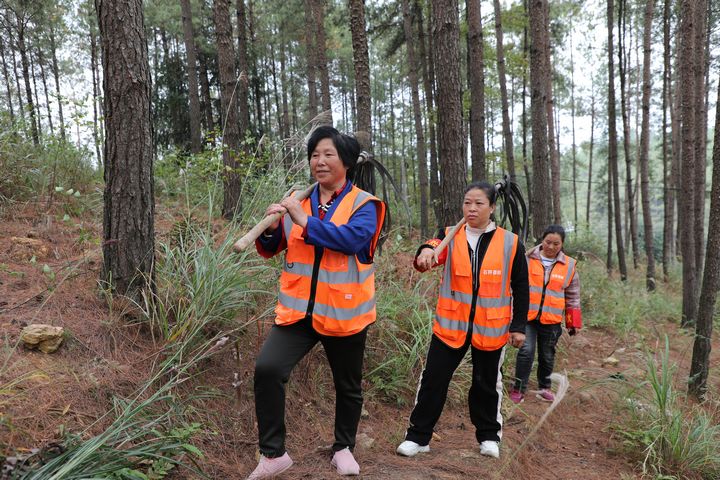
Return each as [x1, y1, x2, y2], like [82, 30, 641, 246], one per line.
[527, 256, 576, 324]
[276, 185, 385, 336]
[432, 226, 518, 350]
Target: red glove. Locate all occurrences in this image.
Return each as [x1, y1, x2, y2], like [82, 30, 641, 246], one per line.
[566, 308, 582, 335]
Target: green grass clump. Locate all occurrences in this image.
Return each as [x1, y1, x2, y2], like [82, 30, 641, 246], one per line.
[615, 337, 720, 479]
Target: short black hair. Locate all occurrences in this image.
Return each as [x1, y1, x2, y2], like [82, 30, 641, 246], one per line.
[307, 126, 361, 176]
[464, 181, 497, 205]
[542, 224, 566, 242]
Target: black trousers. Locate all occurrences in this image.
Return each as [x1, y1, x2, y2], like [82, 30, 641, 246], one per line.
[254, 316, 368, 457]
[513, 321, 562, 392]
[405, 335, 506, 446]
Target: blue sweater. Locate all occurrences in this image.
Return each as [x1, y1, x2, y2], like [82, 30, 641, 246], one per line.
[256, 181, 378, 264]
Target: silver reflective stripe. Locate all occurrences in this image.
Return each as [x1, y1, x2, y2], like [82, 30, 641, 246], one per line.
[314, 297, 376, 321]
[282, 214, 293, 239]
[472, 322, 510, 338]
[540, 289, 564, 299]
[438, 232, 455, 299]
[283, 259, 375, 284]
[499, 230, 515, 305]
[477, 297, 512, 308]
[531, 304, 563, 316]
[278, 292, 376, 320]
[435, 314, 468, 333]
[529, 285, 544, 294]
[352, 190, 372, 210]
[563, 258, 576, 288]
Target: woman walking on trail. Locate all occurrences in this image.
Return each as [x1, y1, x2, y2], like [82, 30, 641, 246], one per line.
[510, 225, 582, 404]
[247, 126, 386, 479]
[396, 181, 529, 460]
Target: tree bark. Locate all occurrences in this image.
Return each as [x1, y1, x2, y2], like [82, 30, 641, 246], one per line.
[180, 0, 202, 153]
[48, 27, 66, 140]
[197, 50, 214, 132]
[544, 16, 560, 224]
[692, 0, 709, 280]
[688, 75, 720, 400]
[348, 0, 371, 150]
[11, 48, 25, 128]
[15, 11, 39, 145]
[403, 0, 429, 236]
[522, 0, 532, 211]
[586, 85, 595, 226]
[608, 0, 627, 280]
[90, 29, 102, 168]
[96, 0, 154, 299]
[639, 0, 656, 291]
[213, 0, 242, 219]
[492, 0, 515, 181]
[677, 0, 699, 326]
[236, 0, 251, 138]
[36, 46, 54, 136]
[29, 50, 42, 139]
[569, 33, 577, 226]
[314, 0, 332, 123]
[529, 0, 552, 240]
[661, 0, 673, 281]
[0, 37, 14, 123]
[305, 0, 319, 121]
[467, 0, 485, 181]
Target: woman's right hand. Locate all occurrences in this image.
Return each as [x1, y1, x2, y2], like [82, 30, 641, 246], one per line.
[264, 203, 287, 233]
[416, 248, 436, 272]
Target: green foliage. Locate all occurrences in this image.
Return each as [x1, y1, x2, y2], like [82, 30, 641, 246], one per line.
[614, 338, 720, 479]
[0, 116, 97, 214]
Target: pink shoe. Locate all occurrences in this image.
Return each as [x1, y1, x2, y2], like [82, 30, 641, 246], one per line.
[331, 447, 360, 476]
[509, 389, 524, 404]
[536, 388, 555, 402]
[247, 453, 293, 479]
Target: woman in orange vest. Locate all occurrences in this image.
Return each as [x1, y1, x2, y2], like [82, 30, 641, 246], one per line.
[396, 181, 529, 460]
[247, 126, 386, 479]
[510, 224, 581, 404]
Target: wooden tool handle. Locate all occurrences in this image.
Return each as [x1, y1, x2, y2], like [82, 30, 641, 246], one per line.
[432, 218, 466, 262]
[232, 183, 317, 252]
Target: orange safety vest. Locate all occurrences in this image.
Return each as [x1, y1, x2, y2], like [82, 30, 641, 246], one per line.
[434, 226, 518, 350]
[275, 185, 386, 336]
[527, 254, 577, 324]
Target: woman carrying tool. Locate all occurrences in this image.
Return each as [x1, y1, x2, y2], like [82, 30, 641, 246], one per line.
[509, 225, 581, 404]
[396, 181, 529, 459]
[247, 126, 386, 479]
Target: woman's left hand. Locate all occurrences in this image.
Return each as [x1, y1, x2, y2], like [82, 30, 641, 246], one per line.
[280, 196, 308, 228]
[508, 332, 525, 348]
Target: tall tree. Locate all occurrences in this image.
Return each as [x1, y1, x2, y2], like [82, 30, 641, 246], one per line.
[214, 0, 242, 218]
[313, 0, 332, 122]
[661, 0, 673, 280]
[692, 0, 709, 280]
[235, 0, 251, 137]
[433, 0, 465, 226]
[402, 0, 429, 236]
[97, 0, 154, 299]
[608, 0, 627, 280]
[545, 49, 560, 223]
[10, 5, 39, 144]
[90, 27, 102, 168]
[467, 0, 485, 181]
[688, 74, 720, 400]
[585, 85, 595, 226]
[304, 0, 319, 121]
[528, 0, 552, 240]
[348, 0, 371, 149]
[639, 0, 656, 291]
[677, 0, 700, 326]
[180, 0, 202, 153]
[492, 0, 515, 181]
[0, 36, 14, 123]
[569, 33, 577, 225]
[48, 21, 66, 141]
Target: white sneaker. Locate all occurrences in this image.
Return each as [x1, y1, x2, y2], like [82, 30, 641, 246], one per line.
[479, 440, 500, 458]
[396, 440, 430, 457]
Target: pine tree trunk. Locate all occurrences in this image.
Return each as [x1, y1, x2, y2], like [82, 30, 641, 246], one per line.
[492, 0, 515, 181]
[608, 0, 627, 280]
[433, 0, 465, 226]
[403, 0, 429, 236]
[197, 50, 214, 132]
[417, 0, 441, 226]
[30, 52, 42, 139]
[180, 0, 202, 153]
[522, 0, 532, 210]
[688, 75, 720, 400]
[314, 0, 332, 123]
[36, 47, 54, 136]
[586, 86, 595, 227]
[544, 10, 561, 225]
[467, 0, 485, 181]
[49, 27, 66, 141]
[639, 0, 656, 291]
[214, 0, 242, 219]
[528, 0, 552, 240]
[97, 0, 154, 299]
[90, 30, 102, 169]
[236, 0, 251, 137]
[661, 0, 673, 281]
[279, 41, 290, 141]
[569, 33, 577, 226]
[349, 0, 372, 149]
[693, 1, 709, 280]
[11, 48, 26, 130]
[305, 0, 319, 121]
[0, 37, 14, 123]
[16, 14, 39, 145]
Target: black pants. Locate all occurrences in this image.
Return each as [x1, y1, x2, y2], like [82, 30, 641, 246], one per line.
[513, 321, 562, 392]
[254, 316, 368, 457]
[405, 335, 506, 446]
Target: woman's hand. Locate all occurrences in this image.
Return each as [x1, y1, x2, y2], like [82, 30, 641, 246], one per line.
[416, 248, 436, 272]
[280, 196, 308, 228]
[508, 332, 525, 348]
[264, 203, 286, 233]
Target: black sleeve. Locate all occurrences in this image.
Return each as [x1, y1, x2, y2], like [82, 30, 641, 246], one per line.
[509, 241, 529, 334]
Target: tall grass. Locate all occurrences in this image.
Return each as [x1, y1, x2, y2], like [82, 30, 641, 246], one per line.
[615, 337, 720, 478]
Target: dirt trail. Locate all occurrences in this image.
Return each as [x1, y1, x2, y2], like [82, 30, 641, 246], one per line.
[1, 210, 718, 479]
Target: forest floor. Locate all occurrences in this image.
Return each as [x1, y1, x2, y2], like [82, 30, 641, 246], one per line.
[1, 203, 719, 479]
